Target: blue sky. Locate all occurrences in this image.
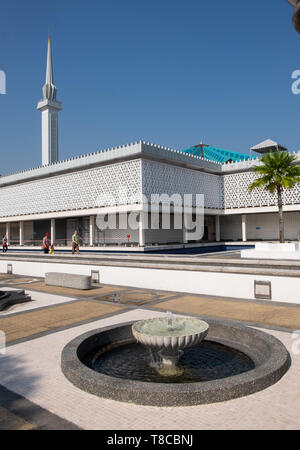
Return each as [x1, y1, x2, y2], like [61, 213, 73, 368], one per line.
[0, 0, 300, 174]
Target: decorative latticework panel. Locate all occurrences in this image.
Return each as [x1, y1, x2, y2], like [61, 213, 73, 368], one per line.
[142, 160, 223, 209]
[224, 171, 300, 209]
[2, 152, 300, 220]
[0, 160, 142, 218]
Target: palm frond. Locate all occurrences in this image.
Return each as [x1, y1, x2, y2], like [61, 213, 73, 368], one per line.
[249, 150, 300, 194]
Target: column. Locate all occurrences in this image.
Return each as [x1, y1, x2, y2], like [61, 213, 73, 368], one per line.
[215, 215, 220, 242]
[51, 218, 56, 245]
[242, 215, 247, 242]
[183, 219, 188, 244]
[6, 223, 10, 245]
[19, 221, 24, 246]
[139, 212, 145, 247]
[89, 215, 95, 247]
[183, 210, 194, 244]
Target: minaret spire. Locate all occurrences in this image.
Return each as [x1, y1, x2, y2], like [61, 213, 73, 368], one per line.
[43, 31, 56, 101]
[37, 33, 62, 166]
[46, 32, 53, 83]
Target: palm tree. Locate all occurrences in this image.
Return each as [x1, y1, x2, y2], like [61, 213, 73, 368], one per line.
[249, 151, 300, 243]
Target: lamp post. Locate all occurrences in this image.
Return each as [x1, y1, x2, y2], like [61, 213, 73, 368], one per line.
[287, 0, 300, 33]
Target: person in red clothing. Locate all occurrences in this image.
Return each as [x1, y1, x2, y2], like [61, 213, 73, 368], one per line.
[42, 233, 50, 254]
[2, 235, 8, 253]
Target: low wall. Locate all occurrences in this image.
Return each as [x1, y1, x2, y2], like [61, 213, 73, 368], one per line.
[0, 258, 299, 304]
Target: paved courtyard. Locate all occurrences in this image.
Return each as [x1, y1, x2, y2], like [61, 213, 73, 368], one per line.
[0, 275, 299, 430]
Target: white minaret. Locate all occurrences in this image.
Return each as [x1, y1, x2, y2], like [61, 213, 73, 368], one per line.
[37, 33, 62, 166]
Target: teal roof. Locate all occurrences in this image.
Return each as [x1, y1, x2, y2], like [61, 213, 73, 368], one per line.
[181, 145, 252, 164]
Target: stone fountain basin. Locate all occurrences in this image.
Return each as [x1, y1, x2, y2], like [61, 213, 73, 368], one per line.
[62, 319, 291, 406]
[132, 317, 209, 352]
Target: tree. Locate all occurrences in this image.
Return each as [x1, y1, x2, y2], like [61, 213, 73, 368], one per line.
[249, 151, 300, 243]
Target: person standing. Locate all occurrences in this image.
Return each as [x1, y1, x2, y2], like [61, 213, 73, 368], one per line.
[42, 233, 50, 254]
[72, 230, 80, 255]
[2, 235, 8, 253]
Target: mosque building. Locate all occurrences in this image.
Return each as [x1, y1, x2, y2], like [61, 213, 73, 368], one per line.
[1, 37, 300, 251]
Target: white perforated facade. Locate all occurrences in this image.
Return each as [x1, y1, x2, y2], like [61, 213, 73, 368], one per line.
[0, 159, 142, 218]
[224, 171, 300, 209]
[141, 159, 223, 209]
[1, 141, 300, 246]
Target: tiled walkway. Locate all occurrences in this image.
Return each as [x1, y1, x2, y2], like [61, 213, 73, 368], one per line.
[0, 406, 35, 430]
[150, 295, 300, 330]
[0, 276, 299, 429]
[0, 309, 299, 430]
[0, 300, 124, 344]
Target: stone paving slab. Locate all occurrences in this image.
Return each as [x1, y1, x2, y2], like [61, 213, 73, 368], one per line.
[0, 274, 40, 285]
[0, 287, 77, 316]
[13, 281, 128, 297]
[0, 274, 18, 281]
[0, 309, 299, 430]
[0, 384, 80, 430]
[0, 301, 125, 343]
[94, 289, 178, 306]
[10, 277, 178, 306]
[0, 406, 35, 430]
[1, 278, 37, 284]
[151, 296, 300, 330]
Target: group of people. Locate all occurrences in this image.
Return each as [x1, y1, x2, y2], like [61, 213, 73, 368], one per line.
[42, 230, 80, 255]
[1, 231, 80, 254]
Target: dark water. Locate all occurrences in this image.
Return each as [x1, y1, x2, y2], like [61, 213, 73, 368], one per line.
[83, 341, 255, 384]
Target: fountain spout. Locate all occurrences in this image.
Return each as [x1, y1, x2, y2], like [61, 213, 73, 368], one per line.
[166, 311, 173, 327]
[132, 316, 209, 376]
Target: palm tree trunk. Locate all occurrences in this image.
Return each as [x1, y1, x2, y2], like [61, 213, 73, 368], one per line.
[277, 186, 284, 243]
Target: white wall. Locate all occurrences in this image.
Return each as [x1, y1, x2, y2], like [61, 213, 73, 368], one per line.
[220, 215, 242, 240]
[221, 211, 300, 241]
[0, 259, 299, 304]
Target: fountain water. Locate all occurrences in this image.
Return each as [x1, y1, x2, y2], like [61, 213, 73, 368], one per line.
[166, 311, 173, 327]
[132, 313, 209, 376]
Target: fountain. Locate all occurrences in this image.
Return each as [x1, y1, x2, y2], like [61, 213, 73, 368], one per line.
[62, 314, 290, 406]
[132, 312, 209, 376]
